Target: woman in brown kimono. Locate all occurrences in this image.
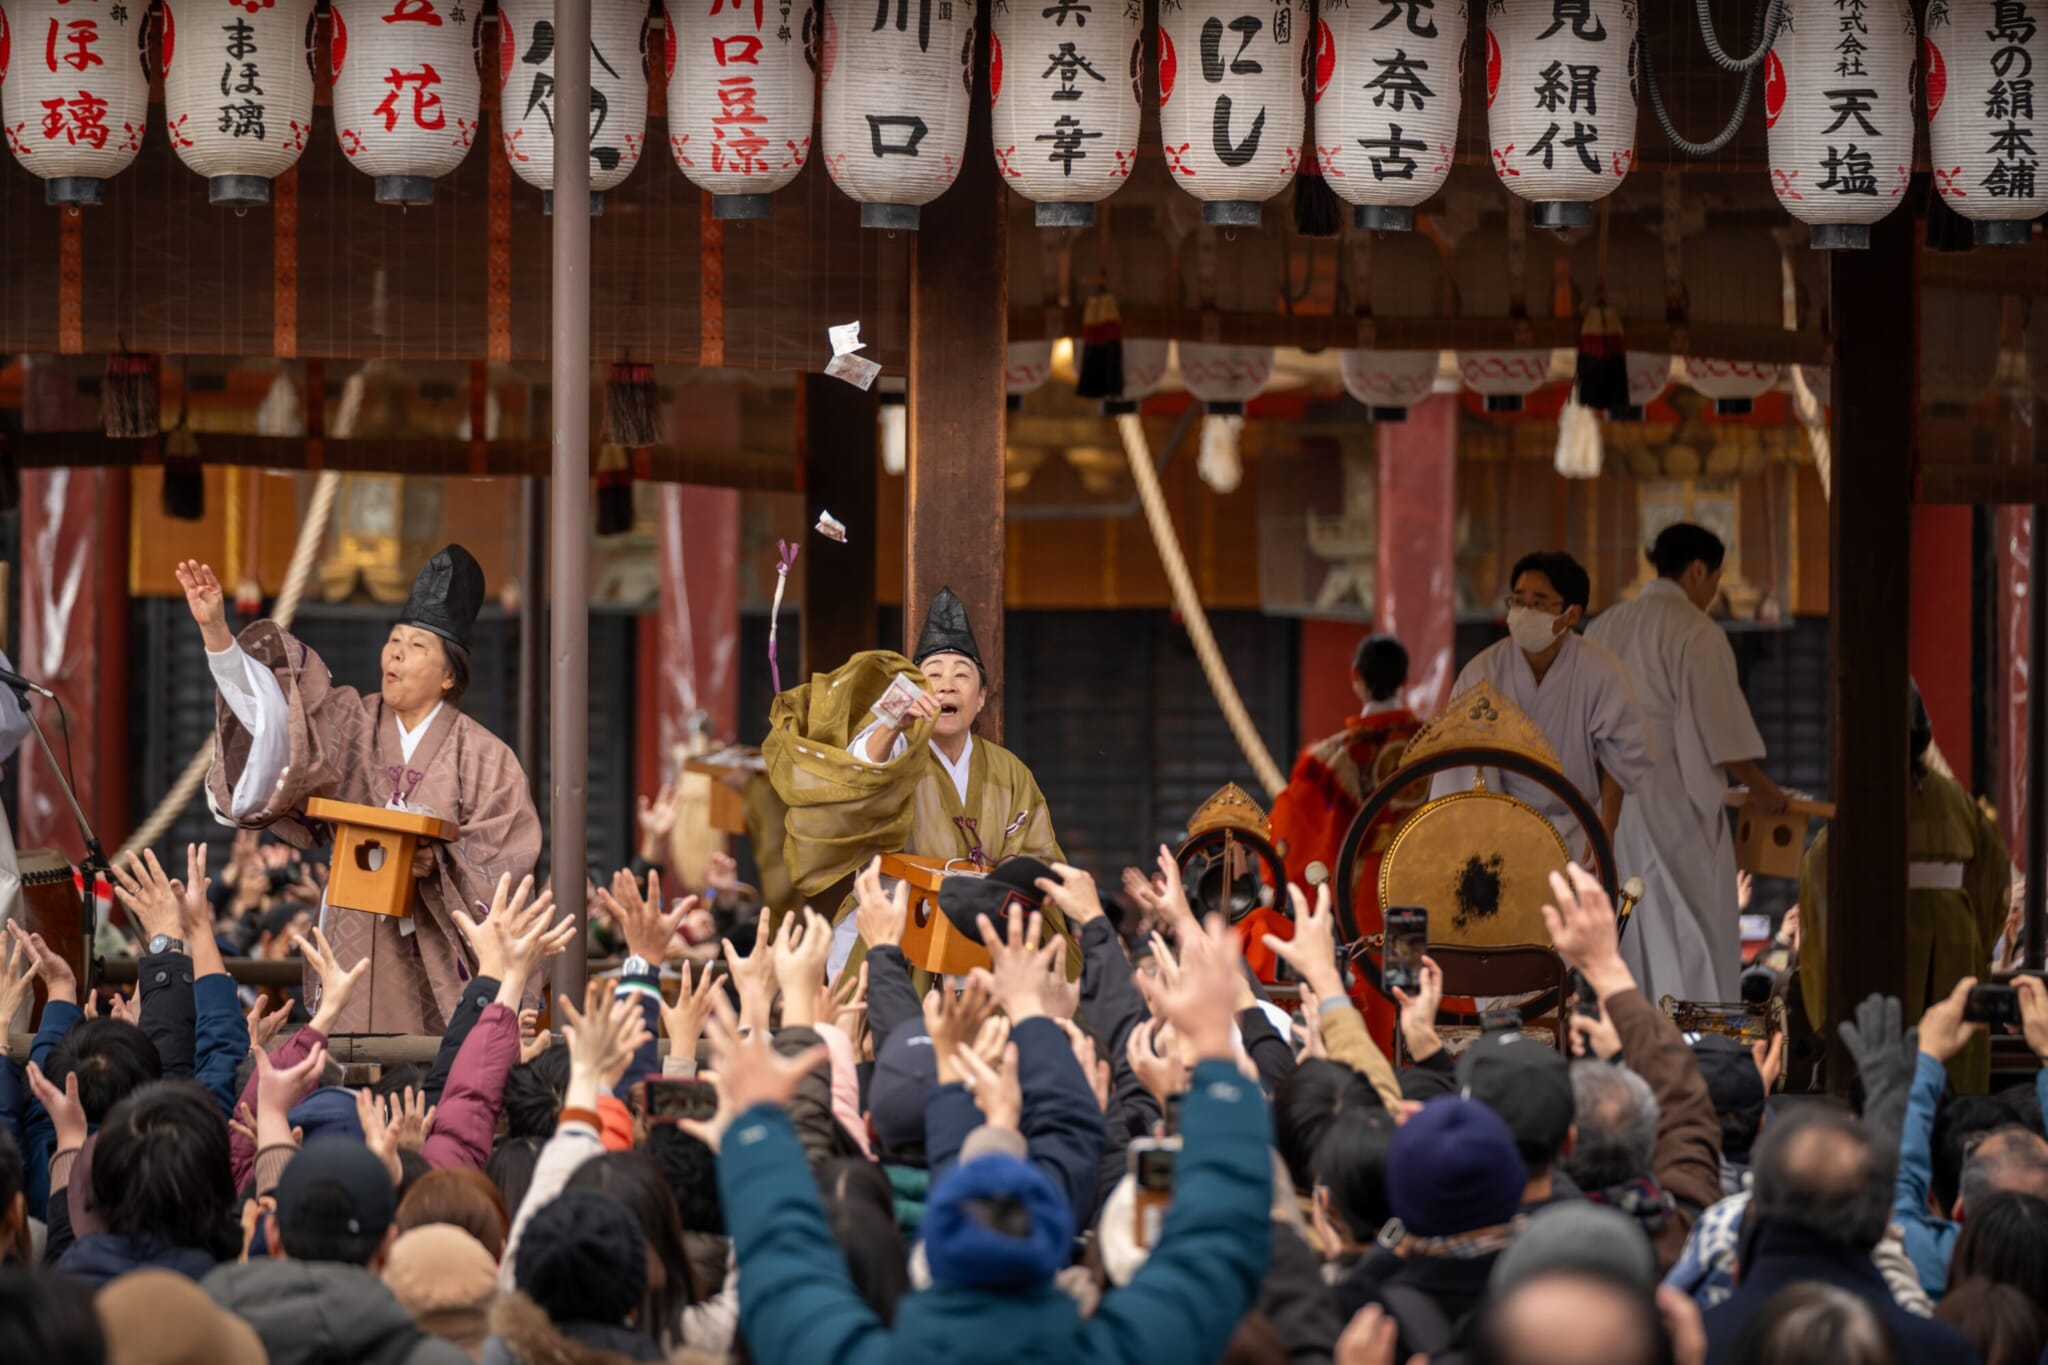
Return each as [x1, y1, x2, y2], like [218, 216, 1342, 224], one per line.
[177, 547, 542, 1034]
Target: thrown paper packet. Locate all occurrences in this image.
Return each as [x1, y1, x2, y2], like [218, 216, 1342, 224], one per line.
[814, 509, 847, 542]
[870, 673, 925, 728]
[826, 352, 882, 390]
[828, 321, 865, 356]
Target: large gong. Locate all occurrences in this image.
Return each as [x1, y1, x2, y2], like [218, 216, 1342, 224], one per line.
[1333, 681, 1618, 1019]
[1172, 784, 1291, 924]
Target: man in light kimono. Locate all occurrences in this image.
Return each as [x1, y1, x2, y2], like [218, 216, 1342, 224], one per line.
[1586, 523, 1787, 1004]
[1431, 551, 1653, 864]
[764, 587, 1067, 973]
[179, 548, 541, 1035]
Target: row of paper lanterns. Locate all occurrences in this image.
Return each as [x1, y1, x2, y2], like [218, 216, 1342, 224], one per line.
[7, 0, 2034, 248]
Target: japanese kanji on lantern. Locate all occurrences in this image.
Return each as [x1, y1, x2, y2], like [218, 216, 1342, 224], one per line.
[161, 0, 318, 205]
[1485, 0, 1637, 228]
[1684, 356, 1782, 415]
[500, 0, 648, 214]
[989, 0, 1142, 226]
[1764, 0, 1916, 249]
[0, 0, 151, 205]
[1177, 340, 1272, 491]
[1340, 348, 1438, 420]
[665, 0, 815, 219]
[1925, 0, 2045, 246]
[1318, 0, 1466, 231]
[1102, 335, 1169, 412]
[329, 0, 484, 205]
[1157, 0, 1306, 226]
[817, 0, 974, 230]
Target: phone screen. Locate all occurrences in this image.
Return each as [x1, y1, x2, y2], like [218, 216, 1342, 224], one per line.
[644, 1078, 721, 1122]
[1136, 1146, 1177, 1193]
[1383, 906, 1427, 995]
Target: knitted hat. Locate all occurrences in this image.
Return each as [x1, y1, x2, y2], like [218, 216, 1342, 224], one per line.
[868, 1028, 938, 1156]
[1386, 1097, 1528, 1237]
[922, 1153, 1075, 1289]
[97, 1268, 267, 1365]
[287, 1087, 367, 1146]
[384, 1224, 498, 1357]
[1490, 1200, 1657, 1295]
[513, 1190, 647, 1326]
[1457, 1030, 1576, 1165]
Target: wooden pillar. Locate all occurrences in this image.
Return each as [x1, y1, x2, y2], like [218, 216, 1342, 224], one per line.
[1825, 213, 1916, 1083]
[800, 376, 879, 678]
[1375, 394, 1460, 719]
[906, 0, 1007, 740]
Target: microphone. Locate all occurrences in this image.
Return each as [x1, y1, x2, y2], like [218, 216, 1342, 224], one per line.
[0, 665, 55, 699]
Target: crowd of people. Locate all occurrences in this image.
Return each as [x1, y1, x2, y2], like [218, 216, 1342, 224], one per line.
[2, 816, 2047, 1365]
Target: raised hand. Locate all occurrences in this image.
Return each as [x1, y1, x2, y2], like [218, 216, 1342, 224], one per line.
[636, 779, 682, 861]
[1540, 863, 1634, 1000]
[557, 979, 652, 1100]
[661, 964, 724, 1069]
[355, 1087, 404, 1186]
[1150, 844, 1197, 942]
[254, 1041, 327, 1150]
[596, 868, 689, 965]
[699, 990, 827, 1117]
[101, 991, 141, 1026]
[0, 935, 35, 1037]
[246, 996, 293, 1051]
[1394, 953, 1445, 1063]
[109, 849, 186, 945]
[721, 918, 780, 1033]
[852, 858, 908, 949]
[1152, 914, 1244, 1062]
[1125, 1020, 1189, 1110]
[1569, 1002, 1623, 1062]
[2016, 976, 2048, 1061]
[922, 978, 996, 1087]
[517, 1009, 553, 1064]
[1055, 1018, 1111, 1111]
[293, 926, 371, 1036]
[706, 851, 741, 897]
[1263, 882, 1346, 1000]
[956, 1040, 1022, 1129]
[27, 1061, 87, 1150]
[771, 908, 836, 1028]
[1917, 977, 1985, 1064]
[1751, 1030, 1786, 1094]
[1035, 863, 1106, 927]
[388, 1086, 436, 1153]
[6, 920, 76, 1007]
[455, 874, 575, 1009]
[977, 909, 1062, 1024]
[175, 560, 233, 651]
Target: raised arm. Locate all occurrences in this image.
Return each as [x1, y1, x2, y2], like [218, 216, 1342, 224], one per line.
[176, 560, 236, 655]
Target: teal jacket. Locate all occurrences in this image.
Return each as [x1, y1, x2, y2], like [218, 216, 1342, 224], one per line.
[719, 1059, 1274, 1365]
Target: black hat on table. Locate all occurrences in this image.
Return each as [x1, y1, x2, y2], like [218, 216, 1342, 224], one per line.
[398, 544, 487, 652]
[914, 587, 984, 673]
[938, 856, 1056, 945]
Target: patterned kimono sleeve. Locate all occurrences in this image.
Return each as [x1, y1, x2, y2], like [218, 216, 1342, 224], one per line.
[204, 621, 371, 847]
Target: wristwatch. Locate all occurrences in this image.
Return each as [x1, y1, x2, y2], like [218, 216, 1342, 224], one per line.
[621, 954, 654, 978]
[147, 934, 187, 956]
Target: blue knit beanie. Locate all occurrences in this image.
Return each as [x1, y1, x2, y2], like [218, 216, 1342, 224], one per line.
[1386, 1096, 1528, 1237]
[921, 1154, 1075, 1289]
[288, 1086, 365, 1144]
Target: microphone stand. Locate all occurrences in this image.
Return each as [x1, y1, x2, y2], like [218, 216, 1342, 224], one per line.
[10, 683, 113, 995]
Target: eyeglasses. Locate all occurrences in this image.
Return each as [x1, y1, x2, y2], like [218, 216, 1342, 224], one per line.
[1504, 593, 1565, 613]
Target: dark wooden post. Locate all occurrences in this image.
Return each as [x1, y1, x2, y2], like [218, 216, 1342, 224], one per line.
[800, 376, 880, 678]
[1825, 211, 1916, 1086]
[906, 0, 1008, 741]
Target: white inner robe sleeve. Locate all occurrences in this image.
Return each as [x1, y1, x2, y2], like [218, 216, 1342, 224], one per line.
[207, 643, 291, 821]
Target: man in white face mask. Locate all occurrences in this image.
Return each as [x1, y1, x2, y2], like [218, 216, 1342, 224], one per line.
[1430, 551, 1652, 863]
[1586, 523, 1787, 1004]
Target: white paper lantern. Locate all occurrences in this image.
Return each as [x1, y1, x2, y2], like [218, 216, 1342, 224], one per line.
[663, 0, 816, 220]
[1925, 1, 2047, 246]
[1684, 356, 1782, 415]
[1157, 0, 1305, 227]
[1921, 287, 2000, 411]
[1177, 341, 1272, 492]
[0, 0, 151, 205]
[1764, 0, 1915, 249]
[817, 0, 973, 230]
[1317, 0, 1466, 231]
[1604, 350, 1670, 420]
[329, 0, 484, 205]
[990, 0, 1142, 227]
[160, 0, 316, 205]
[1102, 335, 1170, 413]
[1457, 348, 1551, 410]
[498, 0, 647, 215]
[1485, 0, 1637, 228]
[1340, 348, 1438, 420]
[1005, 338, 1054, 407]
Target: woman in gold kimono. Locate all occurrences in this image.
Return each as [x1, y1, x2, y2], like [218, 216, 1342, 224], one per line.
[1800, 682, 2009, 1091]
[765, 588, 1068, 970]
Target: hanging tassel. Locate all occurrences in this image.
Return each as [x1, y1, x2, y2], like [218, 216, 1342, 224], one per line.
[1575, 301, 1630, 410]
[605, 361, 661, 447]
[161, 425, 205, 521]
[595, 442, 636, 537]
[102, 352, 161, 438]
[1553, 398, 1604, 479]
[767, 539, 800, 695]
[1074, 288, 1124, 399]
[1292, 149, 1342, 239]
[1197, 405, 1245, 493]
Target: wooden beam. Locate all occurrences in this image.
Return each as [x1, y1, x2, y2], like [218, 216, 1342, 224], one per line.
[800, 375, 879, 677]
[9, 432, 800, 490]
[1919, 462, 2048, 506]
[907, 0, 1007, 741]
[1825, 212, 1916, 1091]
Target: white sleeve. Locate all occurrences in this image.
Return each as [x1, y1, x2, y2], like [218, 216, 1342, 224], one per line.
[0, 651, 32, 766]
[209, 643, 292, 820]
[846, 717, 908, 766]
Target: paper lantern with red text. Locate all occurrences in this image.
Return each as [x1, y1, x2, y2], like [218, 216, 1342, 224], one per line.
[1102, 336, 1169, 414]
[664, 0, 816, 219]
[1005, 338, 1054, 408]
[1318, 0, 1465, 230]
[1157, 0, 1306, 227]
[1764, 0, 1916, 249]
[1924, 0, 2047, 246]
[498, 0, 648, 214]
[1177, 341, 1272, 492]
[990, 0, 1142, 226]
[161, 0, 318, 205]
[1485, 0, 1637, 228]
[1684, 356, 1782, 415]
[1605, 351, 1670, 420]
[1340, 348, 1438, 421]
[817, 0, 974, 230]
[1457, 348, 1552, 411]
[329, 0, 484, 205]
[0, 0, 151, 204]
